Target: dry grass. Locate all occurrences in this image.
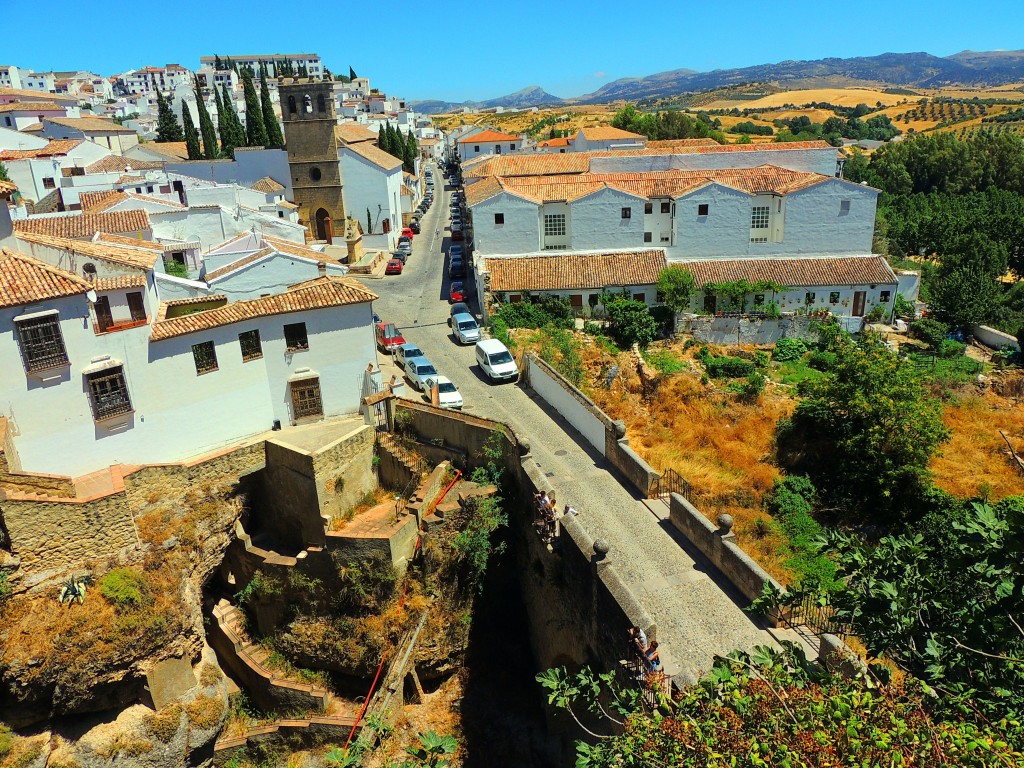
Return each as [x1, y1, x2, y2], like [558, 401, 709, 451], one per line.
[931, 393, 1024, 500]
[143, 704, 184, 743]
[185, 694, 225, 731]
[705, 87, 906, 110]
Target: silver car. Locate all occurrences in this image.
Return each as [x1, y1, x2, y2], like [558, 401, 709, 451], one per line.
[405, 357, 438, 391]
[451, 312, 480, 344]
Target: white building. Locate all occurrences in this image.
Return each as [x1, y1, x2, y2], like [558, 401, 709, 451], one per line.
[456, 129, 522, 161]
[0, 239, 378, 477]
[23, 71, 57, 92]
[335, 125, 404, 248]
[198, 54, 323, 79]
[0, 100, 77, 131]
[38, 117, 141, 154]
[467, 140, 902, 319]
[117, 65, 193, 96]
[0, 66, 27, 90]
[0, 139, 112, 202]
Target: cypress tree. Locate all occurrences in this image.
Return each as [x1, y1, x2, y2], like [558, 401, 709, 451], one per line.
[155, 90, 183, 143]
[214, 54, 223, 70]
[193, 79, 219, 159]
[221, 84, 245, 152]
[241, 69, 268, 147]
[385, 123, 398, 157]
[214, 85, 235, 157]
[378, 125, 387, 152]
[394, 126, 407, 161]
[404, 129, 417, 172]
[182, 104, 202, 160]
[260, 72, 284, 147]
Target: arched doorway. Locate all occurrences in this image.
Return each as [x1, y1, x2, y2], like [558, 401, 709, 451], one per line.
[314, 208, 332, 242]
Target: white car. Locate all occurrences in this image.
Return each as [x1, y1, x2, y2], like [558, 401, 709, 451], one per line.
[475, 338, 518, 382]
[405, 357, 438, 391]
[452, 312, 480, 344]
[425, 375, 464, 409]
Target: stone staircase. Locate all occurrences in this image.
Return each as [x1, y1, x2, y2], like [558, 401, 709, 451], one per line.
[210, 598, 334, 715]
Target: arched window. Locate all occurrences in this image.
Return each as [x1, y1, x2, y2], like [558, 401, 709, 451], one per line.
[288, 95, 296, 115]
[317, 94, 326, 113]
[304, 94, 312, 114]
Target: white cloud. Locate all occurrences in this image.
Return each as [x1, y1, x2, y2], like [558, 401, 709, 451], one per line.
[594, 71, 606, 79]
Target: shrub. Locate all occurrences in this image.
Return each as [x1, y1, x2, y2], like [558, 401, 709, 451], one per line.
[644, 348, 686, 375]
[0, 724, 12, 759]
[99, 568, 149, 610]
[0, 572, 11, 605]
[865, 304, 886, 323]
[807, 350, 838, 371]
[495, 294, 574, 330]
[739, 370, 766, 400]
[704, 356, 755, 378]
[604, 297, 659, 348]
[938, 339, 967, 358]
[772, 338, 807, 362]
[911, 317, 949, 349]
[764, 476, 836, 588]
[489, 317, 513, 349]
[753, 350, 769, 368]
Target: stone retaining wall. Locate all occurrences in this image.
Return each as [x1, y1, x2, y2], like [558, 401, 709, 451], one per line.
[213, 717, 359, 766]
[679, 313, 818, 345]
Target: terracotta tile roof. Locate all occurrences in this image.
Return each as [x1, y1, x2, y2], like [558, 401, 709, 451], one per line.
[0, 88, 77, 103]
[43, 116, 136, 133]
[149, 276, 378, 341]
[13, 210, 150, 240]
[577, 126, 645, 141]
[466, 141, 836, 179]
[0, 179, 17, 196]
[80, 190, 128, 212]
[278, 200, 298, 209]
[469, 165, 829, 205]
[115, 174, 146, 185]
[93, 232, 165, 251]
[15, 231, 158, 270]
[486, 250, 667, 292]
[85, 155, 162, 173]
[137, 141, 189, 160]
[94, 274, 148, 291]
[204, 248, 275, 281]
[537, 136, 572, 148]
[334, 124, 378, 144]
[680, 256, 898, 289]
[0, 139, 84, 161]
[250, 176, 285, 193]
[344, 141, 402, 171]
[20, 123, 44, 132]
[0, 248, 91, 308]
[457, 129, 520, 144]
[0, 101, 68, 113]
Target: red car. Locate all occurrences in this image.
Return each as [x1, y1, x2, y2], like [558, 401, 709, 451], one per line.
[401, 227, 415, 240]
[385, 259, 404, 275]
[374, 321, 405, 352]
[451, 229, 464, 241]
[449, 281, 464, 302]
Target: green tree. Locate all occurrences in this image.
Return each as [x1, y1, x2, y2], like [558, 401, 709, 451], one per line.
[929, 232, 1008, 327]
[0, 162, 10, 182]
[212, 85, 230, 157]
[656, 265, 697, 328]
[220, 84, 245, 155]
[182, 105, 202, 160]
[776, 333, 949, 523]
[260, 70, 284, 147]
[602, 293, 659, 348]
[154, 90, 184, 143]
[378, 124, 387, 152]
[241, 69, 268, 147]
[192, 80, 219, 159]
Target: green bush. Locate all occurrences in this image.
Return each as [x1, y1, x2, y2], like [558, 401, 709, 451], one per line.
[489, 317, 512, 349]
[739, 370, 766, 400]
[764, 476, 836, 588]
[807, 350, 838, 371]
[495, 294, 574, 330]
[644, 348, 686, 374]
[99, 568, 149, 610]
[938, 339, 967, 358]
[604, 296, 658, 348]
[704, 356, 755, 378]
[0, 723, 12, 759]
[772, 338, 807, 362]
[911, 317, 949, 349]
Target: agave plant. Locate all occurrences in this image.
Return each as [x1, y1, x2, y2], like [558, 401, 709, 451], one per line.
[58, 575, 89, 605]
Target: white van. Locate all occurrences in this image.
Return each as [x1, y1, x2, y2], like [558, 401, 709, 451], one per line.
[475, 338, 518, 382]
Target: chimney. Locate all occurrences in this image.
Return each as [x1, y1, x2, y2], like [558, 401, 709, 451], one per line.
[317, 261, 327, 278]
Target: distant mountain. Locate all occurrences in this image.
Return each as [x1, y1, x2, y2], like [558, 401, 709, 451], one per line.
[410, 84, 563, 115]
[571, 51, 1024, 104]
[412, 51, 1024, 114]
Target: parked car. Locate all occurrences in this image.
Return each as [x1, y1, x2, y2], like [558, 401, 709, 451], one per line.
[374, 321, 405, 352]
[425, 375, 463, 409]
[409, 221, 421, 234]
[451, 312, 480, 344]
[401, 227, 415, 240]
[391, 250, 408, 264]
[448, 301, 470, 324]
[451, 229, 465, 242]
[449, 281, 465, 303]
[405, 357, 439, 391]
[398, 235, 413, 247]
[449, 258, 466, 279]
[475, 338, 518, 382]
[385, 259, 404, 275]
[395, 342, 424, 369]
[397, 241, 412, 255]
[448, 245, 463, 261]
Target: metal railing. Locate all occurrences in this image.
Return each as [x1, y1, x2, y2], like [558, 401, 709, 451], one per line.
[777, 592, 851, 640]
[648, 468, 691, 500]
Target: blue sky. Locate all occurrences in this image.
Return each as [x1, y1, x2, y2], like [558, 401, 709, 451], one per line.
[3, 0, 1022, 102]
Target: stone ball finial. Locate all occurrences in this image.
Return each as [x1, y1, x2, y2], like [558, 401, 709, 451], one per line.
[716, 514, 734, 532]
[593, 539, 610, 558]
[612, 420, 627, 439]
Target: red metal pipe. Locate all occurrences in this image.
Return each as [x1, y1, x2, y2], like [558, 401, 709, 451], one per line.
[344, 652, 388, 750]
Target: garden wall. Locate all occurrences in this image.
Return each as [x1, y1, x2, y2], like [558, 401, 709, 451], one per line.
[678, 313, 818, 345]
[971, 324, 1021, 352]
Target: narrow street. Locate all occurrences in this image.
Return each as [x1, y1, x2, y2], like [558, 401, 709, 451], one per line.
[358, 164, 780, 683]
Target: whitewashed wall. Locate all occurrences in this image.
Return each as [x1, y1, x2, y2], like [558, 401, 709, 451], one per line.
[525, 355, 606, 454]
[0, 296, 377, 476]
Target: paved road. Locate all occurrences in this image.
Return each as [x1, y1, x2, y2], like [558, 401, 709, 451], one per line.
[358, 164, 779, 683]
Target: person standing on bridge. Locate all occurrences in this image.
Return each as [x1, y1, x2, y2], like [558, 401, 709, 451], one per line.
[644, 641, 662, 673]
